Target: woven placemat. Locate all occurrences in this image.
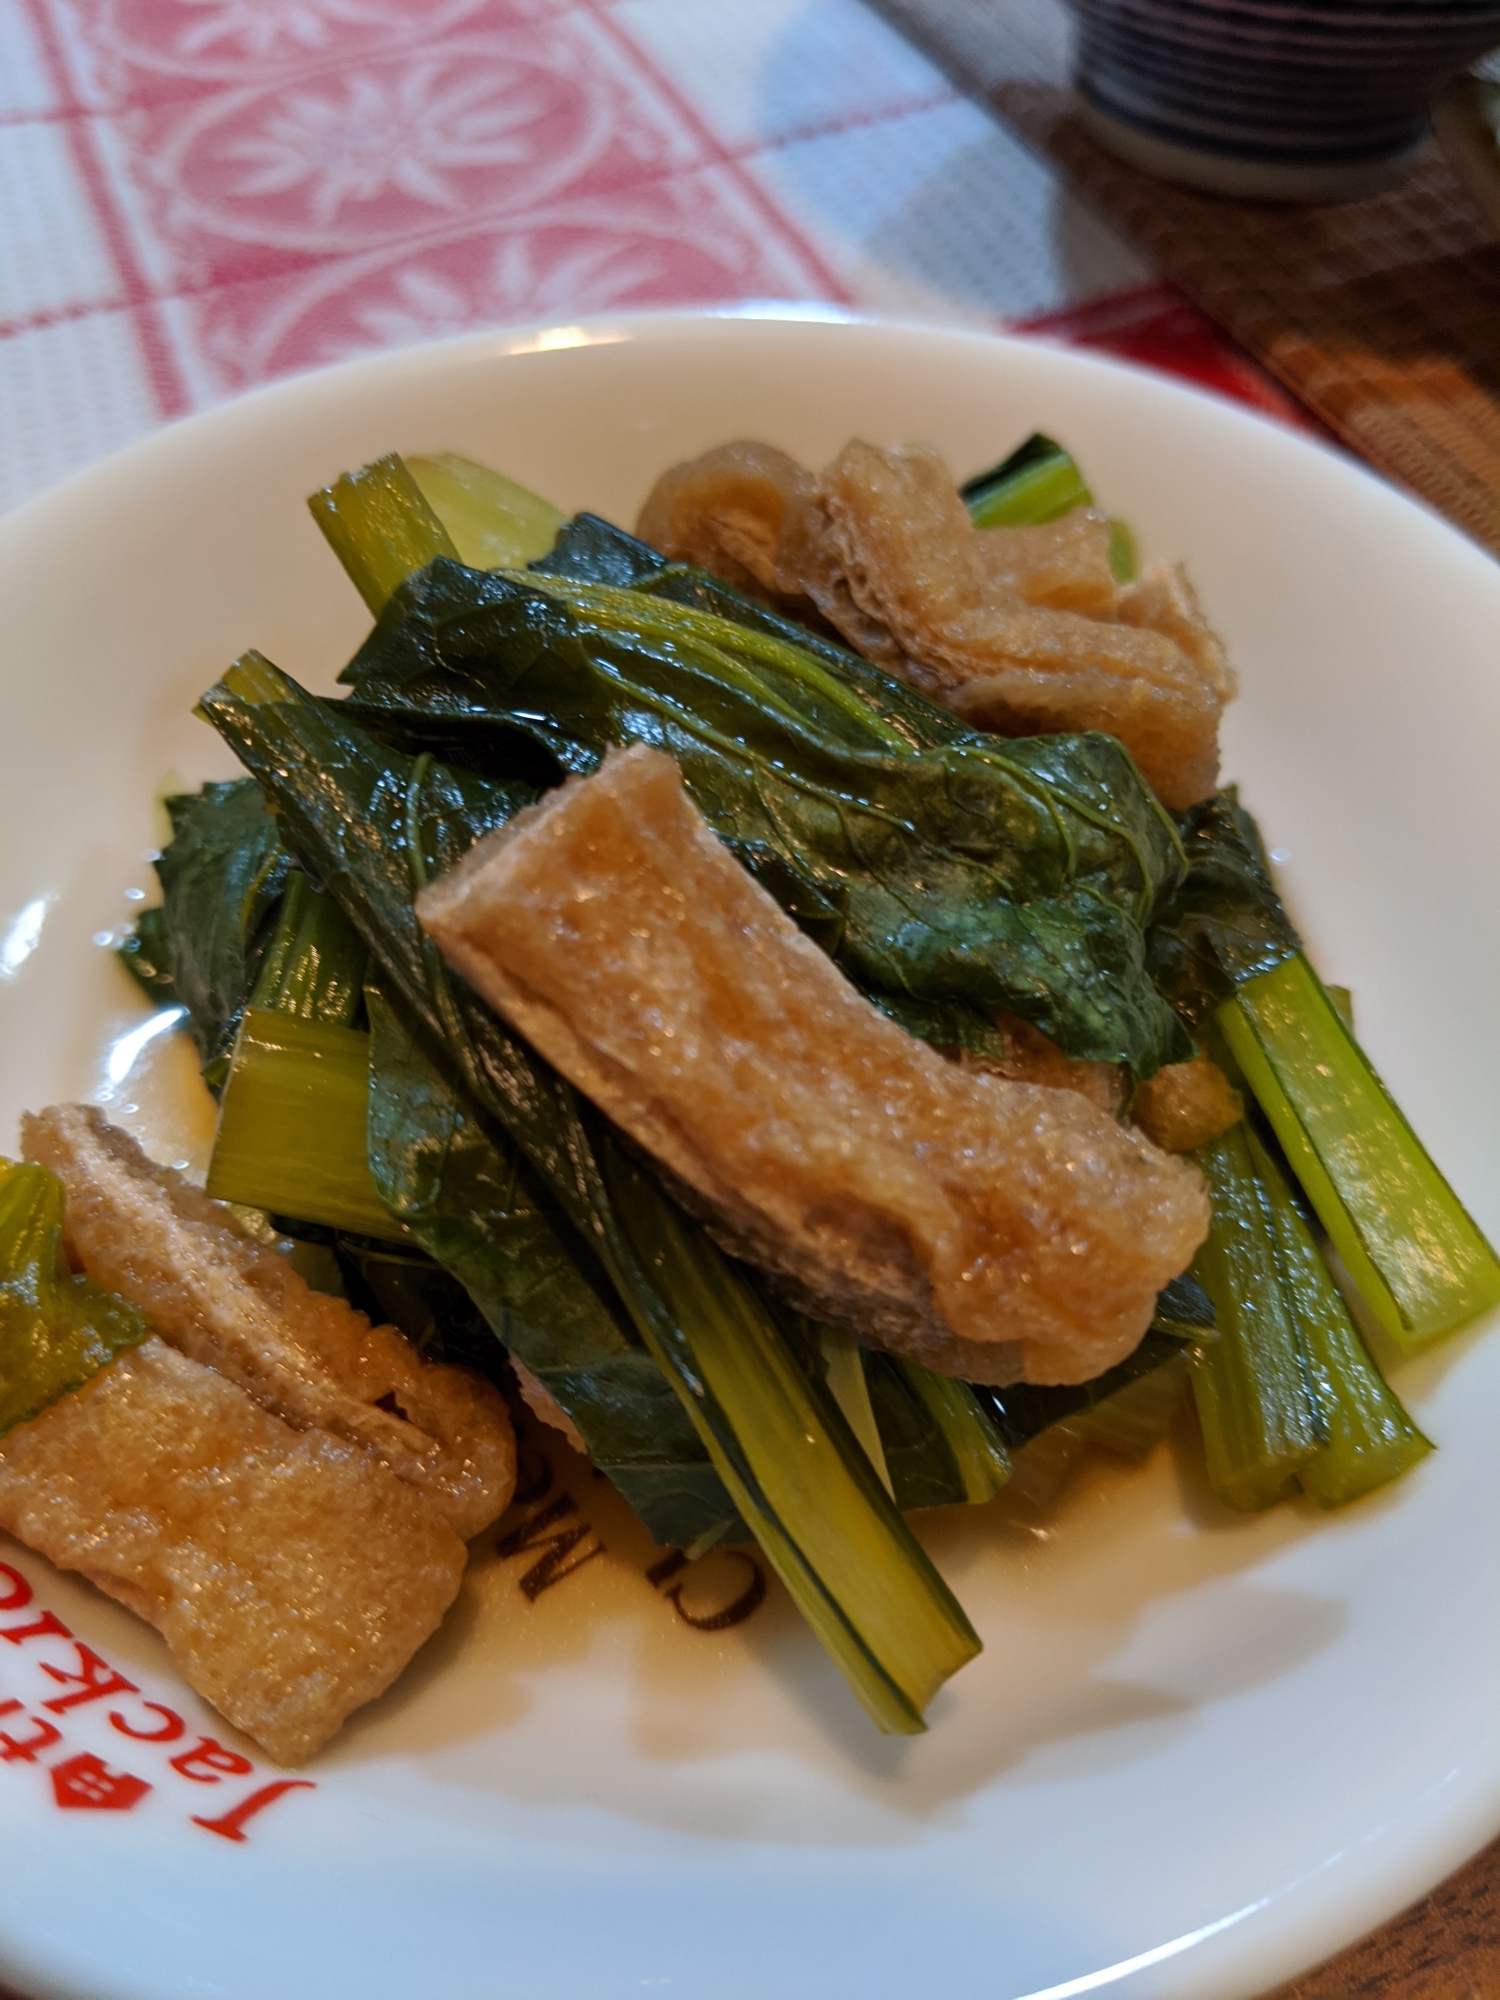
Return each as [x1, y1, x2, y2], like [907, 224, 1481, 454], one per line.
[873, 0, 1500, 559]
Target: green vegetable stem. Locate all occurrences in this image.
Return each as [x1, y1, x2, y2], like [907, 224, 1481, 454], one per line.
[606, 1149, 981, 1732]
[961, 432, 1137, 581]
[1190, 1101, 1430, 1511]
[1220, 954, 1500, 1347]
[207, 1008, 399, 1240]
[0, 1161, 148, 1438]
[407, 453, 569, 572]
[308, 453, 459, 617]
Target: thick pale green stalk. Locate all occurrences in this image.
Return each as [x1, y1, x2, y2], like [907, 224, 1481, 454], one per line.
[819, 1326, 894, 1497]
[1191, 1118, 1325, 1510]
[206, 1008, 400, 1239]
[895, 1360, 1012, 1503]
[408, 452, 567, 570]
[605, 1150, 981, 1734]
[308, 453, 458, 616]
[1248, 1123, 1432, 1507]
[250, 868, 367, 1026]
[1220, 954, 1500, 1346]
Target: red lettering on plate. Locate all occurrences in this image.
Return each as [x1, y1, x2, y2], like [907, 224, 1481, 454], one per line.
[0, 1610, 71, 1648]
[170, 1737, 255, 1784]
[0, 1704, 63, 1763]
[39, 1643, 139, 1714]
[51, 1753, 151, 1812]
[109, 1700, 186, 1744]
[0, 1565, 32, 1612]
[193, 1781, 315, 1843]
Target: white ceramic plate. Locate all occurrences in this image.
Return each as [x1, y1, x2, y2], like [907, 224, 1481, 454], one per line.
[0, 312, 1497, 2000]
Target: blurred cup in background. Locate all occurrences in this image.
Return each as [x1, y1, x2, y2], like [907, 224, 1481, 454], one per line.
[1067, 0, 1500, 201]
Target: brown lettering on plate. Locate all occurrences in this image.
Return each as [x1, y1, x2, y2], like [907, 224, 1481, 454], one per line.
[170, 1737, 256, 1784]
[193, 1781, 316, 1843]
[51, 1753, 151, 1813]
[109, 1700, 186, 1744]
[496, 1492, 606, 1601]
[0, 1609, 71, 1648]
[645, 1549, 688, 1589]
[664, 1551, 767, 1632]
[0, 1703, 63, 1764]
[519, 1527, 606, 1601]
[495, 1490, 577, 1556]
[39, 1643, 139, 1715]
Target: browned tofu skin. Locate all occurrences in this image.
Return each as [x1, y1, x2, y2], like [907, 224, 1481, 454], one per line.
[0, 1338, 465, 1764]
[1132, 1054, 1244, 1154]
[636, 437, 1235, 810]
[24, 1106, 515, 1540]
[417, 744, 1210, 1387]
[986, 1012, 1128, 1120]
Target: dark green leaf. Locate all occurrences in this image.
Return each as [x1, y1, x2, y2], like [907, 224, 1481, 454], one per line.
[969, 1276, 1213, 1453]
[337, 559, 1193, 1072]
[117, 904, 176, 1006]
[149, 779, 291, 1091]
[1147, 786, 1301, 1025]
[530, 511, 665, 585]
[364, 977, 739, 1544]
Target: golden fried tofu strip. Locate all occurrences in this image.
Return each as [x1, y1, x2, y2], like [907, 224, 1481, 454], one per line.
[23, 1106, 514, 1539]
[636, 437, 1234, 809]
[0, 1338, 464, 1764]
[417, 744, 1210, 1387]
[635, 438, 809, 603]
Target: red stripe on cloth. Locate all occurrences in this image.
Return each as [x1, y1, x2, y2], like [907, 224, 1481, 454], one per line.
[577, 0, 854, 309]
[1014, 282, 1308, 425]
[19, 0, 194, 420]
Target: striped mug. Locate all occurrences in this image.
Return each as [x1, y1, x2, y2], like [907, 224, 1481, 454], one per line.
[1068, 0, 1500, 199]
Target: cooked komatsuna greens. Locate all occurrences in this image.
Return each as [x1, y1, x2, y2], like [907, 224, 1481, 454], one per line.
[71, 426, 1496, 1739]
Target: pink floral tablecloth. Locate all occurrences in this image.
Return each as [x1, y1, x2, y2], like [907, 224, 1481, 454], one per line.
[0, 0, 1293, 515]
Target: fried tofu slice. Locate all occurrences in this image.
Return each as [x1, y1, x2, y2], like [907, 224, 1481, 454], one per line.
[634, 438, 810, 605]
[637, 437, 1234, 809]
[0, 1337, 465, 1764]
[417, 744, 1210, 1387]
[23, 1105, 514, 1540]
[985, 1012, 1128, 1120]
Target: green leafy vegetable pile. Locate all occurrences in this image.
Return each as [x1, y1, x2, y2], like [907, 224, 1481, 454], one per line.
[107, 436, 1498, 1732]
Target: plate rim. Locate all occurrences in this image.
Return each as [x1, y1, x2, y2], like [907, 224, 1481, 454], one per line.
[1, 306, 1498, 2000]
